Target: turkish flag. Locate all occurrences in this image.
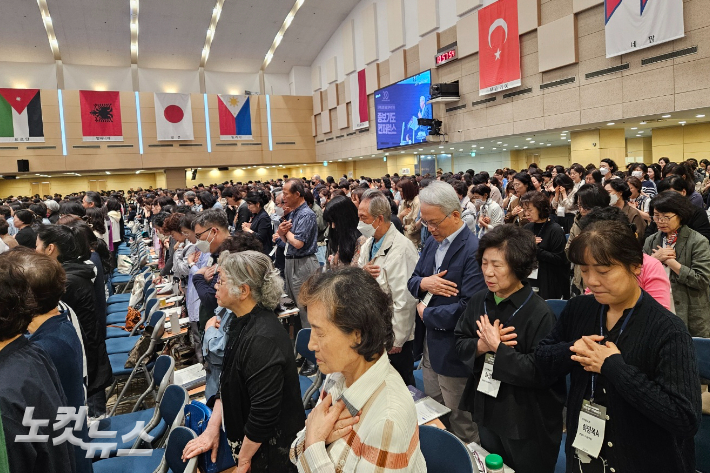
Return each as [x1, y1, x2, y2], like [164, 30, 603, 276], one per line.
[478, 0, 521, 95]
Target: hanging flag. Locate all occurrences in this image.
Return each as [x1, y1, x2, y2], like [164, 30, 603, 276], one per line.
[350, 69, 369, 130]
[477, 0, 521, 96]
[0, 89, 44, 143]
[217, 95, 253, 140]
[80, 90, 123, 142]
[154, 93, 194, 141]
[605, 0, 684, 58]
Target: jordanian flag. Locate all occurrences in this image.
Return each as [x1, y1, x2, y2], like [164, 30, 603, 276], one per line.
[0, 89, 44, 143]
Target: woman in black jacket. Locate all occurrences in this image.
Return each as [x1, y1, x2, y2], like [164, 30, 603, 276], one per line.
[242, 190, 274, 255]
[520, 191, 570, 300]
[36, 224, 113, 417]
[455, 225, 564, 473]
[13, 209, 37, 249]
[182, 251, 304, 472]
[535, 220, 701, 473]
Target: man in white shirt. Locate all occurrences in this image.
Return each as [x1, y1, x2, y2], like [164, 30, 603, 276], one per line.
[357, 189, 419, 386]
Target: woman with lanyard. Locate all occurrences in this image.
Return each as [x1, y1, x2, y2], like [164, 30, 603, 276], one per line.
[535, 220, 701, 473]
[455, 225, 565, 473]
[520, 191, 570, 300]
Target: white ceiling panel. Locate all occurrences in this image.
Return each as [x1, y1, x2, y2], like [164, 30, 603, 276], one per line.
[0, 0, 55, 63]
[52, 0, 131, 67]
[206, 0, 294, 73]
[266, 0, 360, 74]
[138, 0, 214, 70]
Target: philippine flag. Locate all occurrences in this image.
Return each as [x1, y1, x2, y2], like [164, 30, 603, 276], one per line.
[218, 95, 253, 140]
[154, 93, 194, 141]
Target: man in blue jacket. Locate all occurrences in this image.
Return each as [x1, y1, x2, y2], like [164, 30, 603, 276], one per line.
[408, 180, 485, 443]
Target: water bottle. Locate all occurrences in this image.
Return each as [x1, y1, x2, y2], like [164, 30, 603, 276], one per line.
[485, 454, 505, 473]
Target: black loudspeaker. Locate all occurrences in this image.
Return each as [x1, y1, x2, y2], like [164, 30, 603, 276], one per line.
[217, 167, 229, 171]
[191, 169, 198, 181]
[17, 159, 29, 173]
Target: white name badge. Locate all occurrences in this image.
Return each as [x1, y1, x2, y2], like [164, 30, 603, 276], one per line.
[572, 400, 607, 459]
[477, 354, 501, 398]
[529, 268, 539, 280]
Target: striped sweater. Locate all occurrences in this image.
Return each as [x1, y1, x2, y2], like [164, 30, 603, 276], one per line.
[290, 353, 427, 472]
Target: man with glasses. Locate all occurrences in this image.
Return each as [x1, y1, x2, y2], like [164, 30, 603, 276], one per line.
[193, 209, 231, 331]
[408, 181, 485, 443]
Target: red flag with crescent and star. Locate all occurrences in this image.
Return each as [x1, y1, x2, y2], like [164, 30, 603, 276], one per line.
[478, 0, 521, 96]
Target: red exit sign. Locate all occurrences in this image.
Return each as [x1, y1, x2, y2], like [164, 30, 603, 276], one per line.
[435, 44, 457, 66]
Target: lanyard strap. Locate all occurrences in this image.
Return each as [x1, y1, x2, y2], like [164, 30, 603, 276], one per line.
[590, 293, 643, 402]
[483, 289, 534, 326]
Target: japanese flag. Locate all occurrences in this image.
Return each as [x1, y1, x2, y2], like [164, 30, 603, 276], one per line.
[154, 93, 194, 141]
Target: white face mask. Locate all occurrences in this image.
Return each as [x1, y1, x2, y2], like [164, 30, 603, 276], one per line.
[474, 199, 484, 207]
[357, 219, 380, 239]
[274, 206, 284, 217]
[195, 229, 215, 253]
[609, 193, 619, 206]
[600, 167, 609, 176]
[632, 170, 644, 179]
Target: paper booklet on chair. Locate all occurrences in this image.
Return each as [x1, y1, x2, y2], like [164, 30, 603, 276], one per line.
[407, 386, 451, 425]
[174, 363, 206, 390]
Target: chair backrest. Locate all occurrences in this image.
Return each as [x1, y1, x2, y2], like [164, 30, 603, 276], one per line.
[546, 299, 568, 321]
[419, 425, 474, 473]
[158, 385, 189, 437]
[295, 329, 316, 365]
[145, 297, 159, 317]
[693, 337, 710, 379]
[152, 355, 175, 404]
[149, 311, 167, 340]
[163, 426, 198, 473]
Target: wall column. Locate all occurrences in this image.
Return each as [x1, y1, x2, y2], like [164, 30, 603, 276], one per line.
[571, 129, 626, 166]
[165, 168, 187, 189]
[626, 137, 653, 164]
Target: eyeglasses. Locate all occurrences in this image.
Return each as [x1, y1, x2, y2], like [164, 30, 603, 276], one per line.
[653, 214, 677, 223]
[421, 212, 452, 230]
[195, 227, 213, 238]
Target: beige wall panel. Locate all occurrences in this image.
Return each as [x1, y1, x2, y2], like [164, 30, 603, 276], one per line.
[337, 104, 349, 129]
[342, 19, 356, 75]
[418, 0, 440, 36]
[684, 123, 710, 143]
[581, 104, 623, 124]
[576, 6, 605, 37]
[675, 88, 710, 111]
[545, 110, 580, 130]
[407, 44, 420, 73]
[457, 11, 479, 58]
[513, 117, 545, 134]
[313, 92, 322, 114]
[326, 57, 338, 84]
[513, 94, 544, 121]
[652, 144, 683, 161]
[622, 66, 674, 102]
[389, 48, 408, 83]
[538, 15, 578, 72]
[337, 82, 346, 104]
[419, 32, 440, 71]
[540, 0, 572, 24]
[440, 26, 457, 47]
[578, 30, 606, 62]
[573, 0, 603, 13]
[622, 95, 674, 119]
[321, 109, 331, 134]
[519, 0, 540, 35]
[579, 77, 622, 110]
[312, 116, 317, 137]
[312, 65, 322, 92]
[327, 83, 338, 109]
[344, 76, 353, 104]
[388, 0, 406, 52]
[362, 3, 379, 65]
[674, 58, 710, 94]
[270, 107, 314, 124]
[365, 62, 380, 95]
[486, 102, 514, 126]
[543, 87, 580, 116]
[457, 0, 481, 16]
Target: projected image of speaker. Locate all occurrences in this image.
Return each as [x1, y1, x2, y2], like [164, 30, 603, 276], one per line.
[17, 160, 29, 173]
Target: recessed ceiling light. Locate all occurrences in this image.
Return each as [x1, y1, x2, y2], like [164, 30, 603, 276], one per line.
[371, 154, 375, 157]
[503, 144, 508, 146]
[503, 149, 507, 151]
[530, 141, 535, 144]
[400, 151, 404, 153]
[497, 141, 502, 144]
[492, 147, 497, 150]
[697, 114, 706, 118]
[567, 139, 571, 142]
[640, 121, 647, 124]
[450, 147, 455, 150]
[638, 130, 644, 134]
[526, 137, 532, 141]
[631, 127, 637, 130]
[418, 149, 423, 151]
[514, 145, 519, 148]
[636, 134, 642, 137]
[523, 146, 528, 149]
[679, 121, 686, 124]
[458, 149, 463, 151]
[471, 145, 477, 147]
[439, 146, 444, 148]
[607, 122, 615, 126]
[662, 114, 671, 118]
[480, 146, 485, 149]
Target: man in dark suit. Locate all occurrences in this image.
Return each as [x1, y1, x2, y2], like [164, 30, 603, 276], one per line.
[408, 180, 485, 443]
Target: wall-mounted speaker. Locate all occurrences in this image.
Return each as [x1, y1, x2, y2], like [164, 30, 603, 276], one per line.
[191, 169, 198, 181]
[17, 159, 29, 173]
[217, 167, 229, 171]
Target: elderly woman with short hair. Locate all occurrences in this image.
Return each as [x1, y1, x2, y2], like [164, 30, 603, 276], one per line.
[183, 250, 305, 472]
[290, 267, 427, 473]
